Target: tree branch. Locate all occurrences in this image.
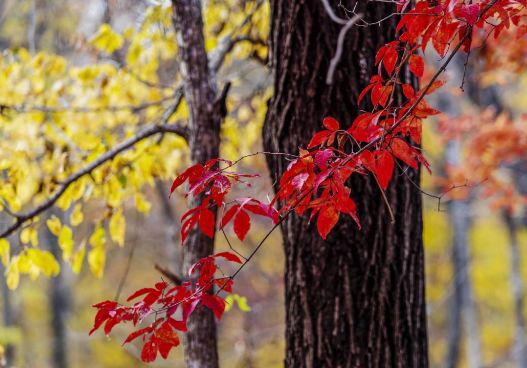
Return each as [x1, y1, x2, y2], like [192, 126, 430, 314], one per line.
[0, 102, 187, 240]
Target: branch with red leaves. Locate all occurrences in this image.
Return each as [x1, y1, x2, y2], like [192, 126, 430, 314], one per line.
[91, 0, 527, 362]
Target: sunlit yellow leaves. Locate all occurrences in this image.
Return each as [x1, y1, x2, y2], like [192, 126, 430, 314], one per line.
[89, 225, 106, 278]
[71, 242, 86, 274]
[225, 294, 252, 312]
[90, 24, 124, 54]
[135, 193, 151, 214]
[58, 226, 74, 260]
[88, 245, 106, 279]
[70, 204, 84, 226]
[46, 216, 62, 236]
[4, 249, 59, 290]
[20, 227, 38, 247]
[5, 257, 19, 290]
[109, 209, 125, 247]
[0, 239, 10, 266]
[23, 249, 60, 278]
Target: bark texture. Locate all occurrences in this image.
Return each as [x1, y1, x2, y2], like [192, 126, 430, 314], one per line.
[171, 1, 222, 367]
[263, 1, 428, 367]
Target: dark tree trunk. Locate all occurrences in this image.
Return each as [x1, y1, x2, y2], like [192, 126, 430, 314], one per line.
[263, 1, 428, 367]
[171, 1, 222, 367]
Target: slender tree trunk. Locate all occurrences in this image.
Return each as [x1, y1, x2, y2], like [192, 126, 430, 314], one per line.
[263, 2, 428, 367]
[44, 213, 70, 368]
[171, 1, 224, 367]
[504, 211, 527, 367]
[0, 267, 15, 367]
[438, 57, 482, 367]
[444, 142, 482, 368]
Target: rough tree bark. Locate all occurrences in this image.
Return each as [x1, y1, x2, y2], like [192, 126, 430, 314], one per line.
[171, 1, 224, 367]
[263, 1, 428, 367]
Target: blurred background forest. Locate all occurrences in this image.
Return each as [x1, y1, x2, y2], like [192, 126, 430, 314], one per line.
[0, 0, 525, 367]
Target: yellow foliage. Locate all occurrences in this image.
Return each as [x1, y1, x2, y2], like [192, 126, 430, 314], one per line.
[58, 225, 74, 260]
[109, 209, 125, 247]
[90, 24, 124, 54]
[0, 239, 9, 266]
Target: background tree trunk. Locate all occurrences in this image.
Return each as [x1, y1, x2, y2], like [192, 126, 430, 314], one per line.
[44, 213, 70, 368]
[171, 1, 224, 367]
[263, 1, 428, 367]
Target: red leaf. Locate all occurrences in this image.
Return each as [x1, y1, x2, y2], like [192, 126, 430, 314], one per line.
[358, 83, 375, 105]
[233, 210, 250, 241]
[374, 151, 395, 190]
[461, 3, 480, 25]
[390, 138, 417, 169]
[124, 327, 153, 345]
[383, 47, 398, 76]
[167, 318, 188, 332]
[408, 55, 424, 77]
[323, 117, 339, 131]
[127, 288, 156, 302]
[317, 205, 339, 240]
[141, 338, 158, 363]
[402, 84, 415, 100]
[201, 294, 226, 320]
[214, 251, 243, 264]
[221, 205, 239, 228]
[155, 321, 180, 348]
[199, 208, 215, 238]
[308, 131, 331, 148]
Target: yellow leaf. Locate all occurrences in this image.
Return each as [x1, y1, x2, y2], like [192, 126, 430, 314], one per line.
[109, 209, 125, 247]
[5, 257, 19, 290]
[224, 294, 252, 312]
[0, 239, 9, 266]
[71, 242, 86, 274]
[46, 216, 62, 236]
[20, 228, 31, 244]
[89, 225, 106, 248]
[88, 246, 105, 278]
[70, 204, 84, 227]
[26, 249, 60, 278]
[135, 193, 151, 214]
[20, 228, 38, 247]
[90, 24, 124, 54]
[58, 225, 74, 260]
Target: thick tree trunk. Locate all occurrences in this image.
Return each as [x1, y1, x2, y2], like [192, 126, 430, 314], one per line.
[171, 1, 222, 367]
[263, 1, 428, 367]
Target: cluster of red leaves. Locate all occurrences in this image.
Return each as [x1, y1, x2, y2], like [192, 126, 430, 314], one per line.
[92, 1, 527, 363]
[438, 110, 527, 210]
[90, 252, 241, 362]
[169, 158, 277, 243]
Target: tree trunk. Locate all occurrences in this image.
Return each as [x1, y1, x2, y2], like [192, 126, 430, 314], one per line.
[504, 211, 527, 367]
[45, 213, 70, 368]
[438, 58, 482, 368]
[171, 1, 223, 367]
[263, 1, 428, 367]
[0, 267, 15, 367]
